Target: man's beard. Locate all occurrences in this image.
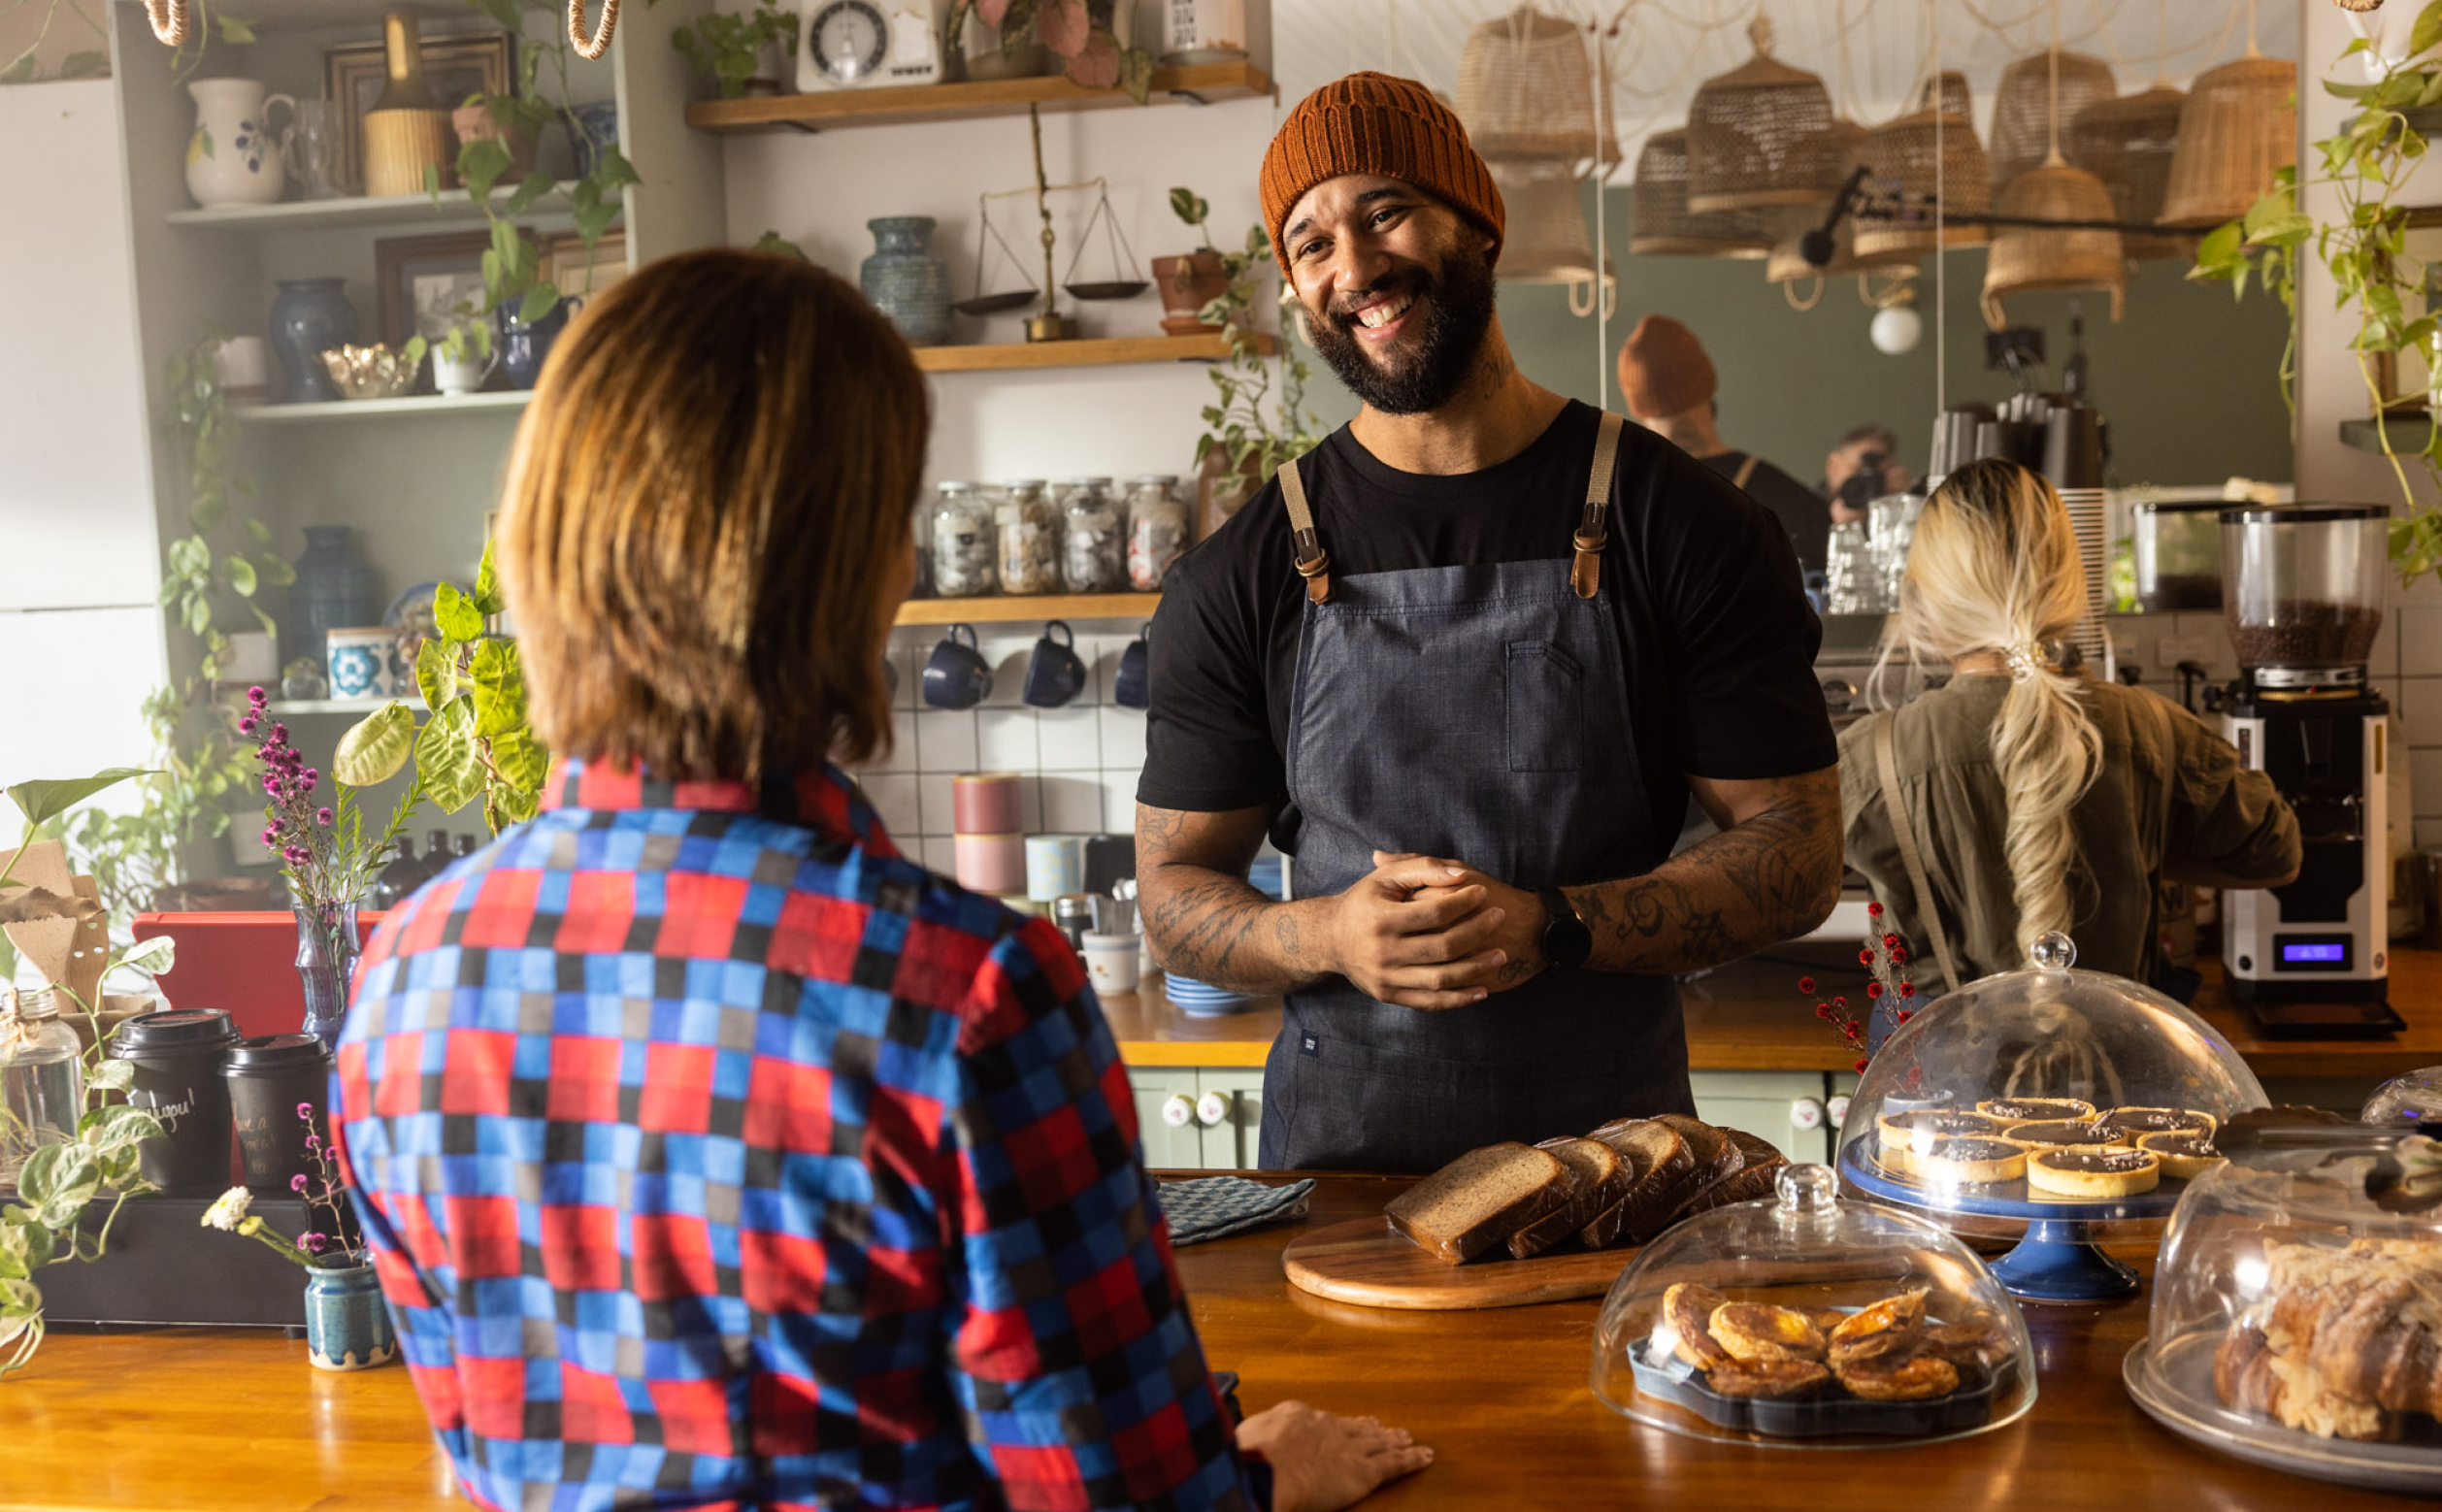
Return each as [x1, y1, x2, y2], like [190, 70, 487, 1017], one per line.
[1302, 245, 1498, 416]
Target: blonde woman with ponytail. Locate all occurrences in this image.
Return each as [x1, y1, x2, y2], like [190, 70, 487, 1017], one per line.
[1837, 460, 2300, 992]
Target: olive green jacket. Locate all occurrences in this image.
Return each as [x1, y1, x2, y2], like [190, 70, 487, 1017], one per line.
[1836, 674, 2301, 990]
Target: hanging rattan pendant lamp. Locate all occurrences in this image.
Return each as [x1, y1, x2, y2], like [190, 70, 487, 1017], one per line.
[1922, 69, 1971, 119]
[1989, 49, 2118, 198]
[1456, 7, 1616, 169]
[1631, 127, 1772, 258]
[1982, 4, 2126, 331]
[1496, 157, 1615, 285]
[1851, 104, 1993, 259]
[1766, 119, 1912, 281]
[2157, 26, 2296, 229]
[2069, 83, 2188, 258]
[1685, 16, 1836, 214]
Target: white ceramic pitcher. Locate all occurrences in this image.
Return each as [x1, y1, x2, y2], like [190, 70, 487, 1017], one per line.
[184, 79, 295, 208]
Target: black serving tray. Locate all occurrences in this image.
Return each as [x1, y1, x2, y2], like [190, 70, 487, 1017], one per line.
[1629, 1337, 2013, 1439]
[32, 1195, 315, 1329]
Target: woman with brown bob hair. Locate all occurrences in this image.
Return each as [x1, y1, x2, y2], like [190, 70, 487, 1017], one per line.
[333, 249, 1427, 1512]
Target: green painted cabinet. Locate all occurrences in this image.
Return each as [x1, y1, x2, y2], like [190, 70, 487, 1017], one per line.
[1687, 1070, 1841, 1166]
[1129, 1067, 1269, 1169]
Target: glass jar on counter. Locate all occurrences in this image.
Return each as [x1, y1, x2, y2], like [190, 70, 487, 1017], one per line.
[930, 482, 995, 598]
[1126, 475, 1190, 590]
[1, 990, 85, 1186]
[998, 479, 1060, 595]
[1060, 477, 1126, 593]
[908, 496, 934, 599]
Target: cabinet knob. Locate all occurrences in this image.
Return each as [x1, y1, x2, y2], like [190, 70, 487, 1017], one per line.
[1196, 1090, 1231, 1127]
[1789, 1098, 1826, 1131]
[1827, 1094, 1854, 1127]
[1161, 1094, 1195, 1129]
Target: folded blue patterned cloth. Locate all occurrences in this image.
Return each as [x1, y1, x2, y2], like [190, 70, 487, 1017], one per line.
[1159, 1175, 1316, 1247]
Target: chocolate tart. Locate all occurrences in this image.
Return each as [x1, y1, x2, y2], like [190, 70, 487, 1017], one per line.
[1974, 1097, 2097, 1124]
[1913, 1136, 2028, 1185]
[2097, 1105, 2217, 1139]
[1998, 1119, 2129, 1154]
[2024, 1146, 2160, 1199]
[2134, 1130, 2224, 1179]
[1876, 1108, 2006, 1155]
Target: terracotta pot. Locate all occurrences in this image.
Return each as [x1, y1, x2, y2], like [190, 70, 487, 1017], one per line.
[1153, 252, 1234, 337]
[1196, 446, 1269, 541]
[449, 105, 539, 179]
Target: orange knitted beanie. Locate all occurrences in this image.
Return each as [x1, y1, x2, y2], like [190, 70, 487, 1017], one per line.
[1616, 315, 1718, 421]
[1259, 72, 1505, 274]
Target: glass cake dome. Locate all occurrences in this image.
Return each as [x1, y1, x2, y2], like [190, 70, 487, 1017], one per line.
[1590, 1164, 2036, 1449]
[1832, 932, 2268, 1300]
[2124, 1124, 2442, 1495]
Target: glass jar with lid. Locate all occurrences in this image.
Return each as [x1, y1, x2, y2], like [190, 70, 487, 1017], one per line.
[1126, 475, 1191, 590]
[998, 479, 1060, 595]
[1059, 477, 1126, 593]
[1591, 1163, 2037, 1447]
[1, 989, 86, 1185]
[1834, 931, 2267, 1303]
[908, 496, 934, 599]
[930, 482, 995, 598]
[2125, 1116, 2442, 1494]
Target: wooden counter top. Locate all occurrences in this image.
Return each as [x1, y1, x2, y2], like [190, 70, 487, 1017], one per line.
[5, 1173, 2426, 1510]
[1108, 946, 2442, 1083]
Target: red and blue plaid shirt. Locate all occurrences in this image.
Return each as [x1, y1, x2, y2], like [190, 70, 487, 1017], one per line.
[334, 760, 1263, 1512]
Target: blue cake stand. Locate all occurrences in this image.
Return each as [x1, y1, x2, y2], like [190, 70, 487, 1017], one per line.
[1837, 1134, 2189, 1302]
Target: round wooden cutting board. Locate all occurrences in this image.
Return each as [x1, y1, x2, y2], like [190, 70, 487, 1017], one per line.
[1281, 1216, 1641, 1310]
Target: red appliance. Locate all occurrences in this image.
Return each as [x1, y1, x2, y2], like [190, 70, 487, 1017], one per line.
[131, 911, 389, 1040]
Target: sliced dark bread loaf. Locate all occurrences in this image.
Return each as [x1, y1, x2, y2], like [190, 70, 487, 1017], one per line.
[1653, 1113, 1747, 1217]
[1508, 1137, 1629, 1259]
[1684, 1130, 1790, 1215]
[1580, 1119, 1695, 1248]
[1386, 1141, 1572, 1265]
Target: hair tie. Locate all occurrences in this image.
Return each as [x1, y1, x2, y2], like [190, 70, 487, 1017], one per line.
[2003, 641, 2053, 680]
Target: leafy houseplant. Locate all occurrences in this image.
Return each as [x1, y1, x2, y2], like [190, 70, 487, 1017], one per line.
[669, 0, 799, 99]
[1166, 192, 1324, 526]
[1155, 187, 1236, 338]
[943, 0, 1154, 102]
[2189, 4, 2442, 584]
[202, 1117, 395, 1371]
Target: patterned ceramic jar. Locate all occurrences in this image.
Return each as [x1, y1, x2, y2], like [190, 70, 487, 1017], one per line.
[304, 1261, 397, 1370]
[325, 627, 393, 701]
[860, 216, 952, 347]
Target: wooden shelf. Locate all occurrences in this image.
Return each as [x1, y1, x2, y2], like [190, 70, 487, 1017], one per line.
[687, 60, 1271, 135]
[235, 391, 533, 424]
[912, 332, 1272, 372]
[896, 592, 1158, 626]
[167, 186, 580, 233]
[2339, 413, 2438, 453]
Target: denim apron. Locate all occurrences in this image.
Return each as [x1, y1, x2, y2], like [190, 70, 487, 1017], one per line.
[1258, 411, 1697, 1173]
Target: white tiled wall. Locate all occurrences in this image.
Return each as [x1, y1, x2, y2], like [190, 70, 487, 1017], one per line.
[855, 621, 1149, 877]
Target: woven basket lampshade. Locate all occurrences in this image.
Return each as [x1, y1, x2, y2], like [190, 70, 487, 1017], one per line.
[1990, 50, 2119, 199]
[1851, 108, 1993, 259]
[1456, 7, 1615, 168]
[1630, 128, 1771, 257]
[1494, 157, 1614, 285]
[2067, 83, 2188, 259]
[1685, 17, 1836, 213]
[2158, 55, 2297, 228]
[1981, 158, 2126, 329]
[1766, 120, 1911, 280]
[1921, 69, 1971, 119]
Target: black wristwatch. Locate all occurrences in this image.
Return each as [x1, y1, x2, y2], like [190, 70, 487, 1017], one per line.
[1536, 885, 1592, 973]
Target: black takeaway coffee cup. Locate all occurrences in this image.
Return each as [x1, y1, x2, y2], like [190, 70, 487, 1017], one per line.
[110, 1008, 243, 1194]
[1022, 620, 1087, 708]
[223, 1034, 336, 1193]
[922, 623, 992, 709]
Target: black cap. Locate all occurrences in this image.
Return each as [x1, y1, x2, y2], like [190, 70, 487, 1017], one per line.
[223, 1033, 334, 1072]
[110, 1008, 241, 1057]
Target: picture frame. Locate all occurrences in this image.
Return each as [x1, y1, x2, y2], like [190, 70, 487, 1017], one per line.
[375, 231, 492, 352]
[2372, 205, 2442, 412]
[322, 28, 514, 197]
[541, 229, 628, 304]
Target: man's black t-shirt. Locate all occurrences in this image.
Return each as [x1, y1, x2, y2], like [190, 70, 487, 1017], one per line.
[1138, 401, 1839, 851]
[1701, 449, 1832, 576]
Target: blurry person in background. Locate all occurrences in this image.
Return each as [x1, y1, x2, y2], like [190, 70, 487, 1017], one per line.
[1824, 422, 1916, 524]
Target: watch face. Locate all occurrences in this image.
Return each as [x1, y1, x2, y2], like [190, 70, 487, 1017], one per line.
[812, 0, 889, 83]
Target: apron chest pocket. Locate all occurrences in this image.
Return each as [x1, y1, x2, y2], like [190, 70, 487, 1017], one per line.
[1505, 641, 1586, 773]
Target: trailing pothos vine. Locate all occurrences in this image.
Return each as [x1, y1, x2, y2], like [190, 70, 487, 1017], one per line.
[2191, 1, 2442, 585]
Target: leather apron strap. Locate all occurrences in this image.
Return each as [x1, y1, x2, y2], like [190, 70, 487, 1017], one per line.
[1571, 411, 1625, 599]
[1874, 709, 1962, 996]
[1277, 458, 1332, 606]
[1730, 452, 1760, 490]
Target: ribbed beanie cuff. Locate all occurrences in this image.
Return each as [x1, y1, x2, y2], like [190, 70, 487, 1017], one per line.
[1260, 72, 1505, 275]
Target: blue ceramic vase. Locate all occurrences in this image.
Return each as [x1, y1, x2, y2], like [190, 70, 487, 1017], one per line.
[861, 216, 952, 347]
[294, 902, 361, 1050]
[304, 1259, 396, 1370]
[291, 525, 377, 668]
[498, 299, 577, 389]
[268, 278, 355, 403]
[567, 99, 617, 179]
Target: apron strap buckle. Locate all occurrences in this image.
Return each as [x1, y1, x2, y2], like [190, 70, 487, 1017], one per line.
[1570, 527, 1604, 599]
[1293, 531, 1334, 605]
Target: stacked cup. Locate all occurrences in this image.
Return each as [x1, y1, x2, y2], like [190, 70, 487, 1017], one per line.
[950, 772, 1026, 901]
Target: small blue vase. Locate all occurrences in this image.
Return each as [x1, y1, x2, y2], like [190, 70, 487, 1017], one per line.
[304, 1259, 396, 1370]
[567, 99, 617, 180]
[294, 902, 361, 1050]
[498, 299, 577, 389]
[861, 216, 952, 347]
[268, 278, 355, 404]
[290, 525, 377, 670]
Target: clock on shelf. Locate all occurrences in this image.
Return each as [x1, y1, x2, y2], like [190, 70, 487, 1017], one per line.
[799, 0, 943, 90]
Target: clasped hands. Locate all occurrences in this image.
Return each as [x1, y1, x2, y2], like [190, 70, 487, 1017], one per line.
[1321, 850, 1549, 1010]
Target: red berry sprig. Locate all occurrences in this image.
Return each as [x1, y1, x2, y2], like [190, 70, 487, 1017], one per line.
[1795, 899, 1920, 1072]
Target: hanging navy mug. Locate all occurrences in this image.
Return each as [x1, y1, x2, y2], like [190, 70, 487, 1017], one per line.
[1022, 620, 1087, 708]
[499, 296, 580, 390]
[1113, 622, 1150, 709]
[922, 623, 991, 709]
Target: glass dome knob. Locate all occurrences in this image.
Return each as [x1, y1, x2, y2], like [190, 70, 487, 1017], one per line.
[2028, 931, 2077, 971]
[1774, 1163, 1838, 1213]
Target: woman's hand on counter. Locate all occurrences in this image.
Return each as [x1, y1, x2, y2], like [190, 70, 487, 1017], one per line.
[1236, 1399, 1434, 1512]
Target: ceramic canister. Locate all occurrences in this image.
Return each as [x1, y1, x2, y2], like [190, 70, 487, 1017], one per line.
[1081, 931, 1142, 995]
[952, 772, 1023, 834]
[954, 832, 1026, 895]
[325, 627, 394, 701]
[1024, 833, 1086, 902]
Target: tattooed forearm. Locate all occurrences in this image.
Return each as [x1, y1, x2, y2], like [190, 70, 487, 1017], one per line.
[1135, 802, 1336, 995]
[1564, 769, 1841, 974]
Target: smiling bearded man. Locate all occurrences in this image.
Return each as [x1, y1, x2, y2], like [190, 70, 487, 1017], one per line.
[1131, 74, 1847, 1174]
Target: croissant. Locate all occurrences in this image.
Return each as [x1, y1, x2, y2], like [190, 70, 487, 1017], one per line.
[2219, 1238, 2442, 1440]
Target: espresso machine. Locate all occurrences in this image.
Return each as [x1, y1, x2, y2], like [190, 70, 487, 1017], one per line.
[2211, 504, 2398, 1035]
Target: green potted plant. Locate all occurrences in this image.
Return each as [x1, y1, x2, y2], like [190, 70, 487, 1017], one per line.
[430, 306, 496, 397]
[1178, 211, 1324, 535]
[201, 1121, 393, 1371]
[670, 0, 799, 98]
[942, 0, 1153, 99]
[1157, 187, 1237, 337]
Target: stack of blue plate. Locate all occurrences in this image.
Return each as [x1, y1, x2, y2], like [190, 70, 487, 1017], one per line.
[1163, 974, 1250, 1017]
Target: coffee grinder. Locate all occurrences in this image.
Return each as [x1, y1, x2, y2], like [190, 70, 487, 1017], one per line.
[2211, 504, 2399, 1036]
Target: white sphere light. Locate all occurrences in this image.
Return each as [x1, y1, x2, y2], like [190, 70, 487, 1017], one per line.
[1870, 303, 1923, 355]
